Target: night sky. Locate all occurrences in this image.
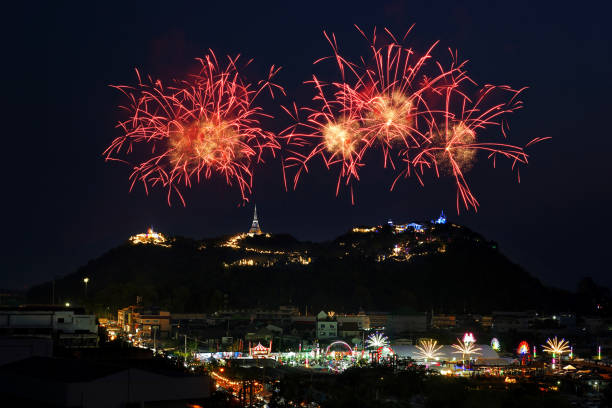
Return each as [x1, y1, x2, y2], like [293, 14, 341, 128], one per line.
[8, 1, 612, 291]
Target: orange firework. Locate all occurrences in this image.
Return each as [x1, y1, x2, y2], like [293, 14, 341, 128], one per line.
[104, 51, 283, 205]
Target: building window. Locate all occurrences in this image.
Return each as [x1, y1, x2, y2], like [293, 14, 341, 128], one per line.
[320, 324, 325, 328]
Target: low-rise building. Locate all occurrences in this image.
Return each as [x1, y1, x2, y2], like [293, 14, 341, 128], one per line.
[316, 311, 338, 339]
[388, 313, 428, 334]
[480, 316, 493, 329]
[492, 311, 536, 332]
[581, 316, 611, 334]
[338, 321, 361, 338]
[431, 314, 456, 329]
[337, 313, 370, 330]
[118, 306, 170, 338]
[290, 318, 315, 339]
[213, 306, 299, 324]
[171, 313, 209, 335]
[368, 312, 390, 329]
[0, 305, 97, 348]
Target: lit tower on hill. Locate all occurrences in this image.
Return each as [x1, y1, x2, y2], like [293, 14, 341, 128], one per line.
[248, 205, 262, 235]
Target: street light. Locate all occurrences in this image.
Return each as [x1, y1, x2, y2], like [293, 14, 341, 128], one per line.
[83, 277, 90, 296]
[65, 302, 70, 307]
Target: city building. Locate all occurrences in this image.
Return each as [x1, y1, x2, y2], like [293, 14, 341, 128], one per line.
[245, 325, 282, 342]
[480, 316, 493, 329]
[290, 317, 316, 338]
[337, 313, 370, 330]
[248, 205, 262, 235]
[316, 311, 338, 339]
[214, 306, 299, 324]
[581, 316, 611, 334]
[171, 313, 209, 335]
[431, 314, 456, 329]
[492, 311, 536, 332]
[0, 305, 98, 348]
[338, 321, 361, 338]
[117, 306, 170, 338]
[368, 312, 390, 329]
[387, 313, 428, 334]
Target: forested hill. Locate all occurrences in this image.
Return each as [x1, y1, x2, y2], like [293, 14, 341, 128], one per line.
[26, 221, 609, 315]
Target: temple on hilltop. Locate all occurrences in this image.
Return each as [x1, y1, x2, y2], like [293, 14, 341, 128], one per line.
[129, 227, 167, 245]
[433, 210, 446, 224]
[248, 205, 262, 235]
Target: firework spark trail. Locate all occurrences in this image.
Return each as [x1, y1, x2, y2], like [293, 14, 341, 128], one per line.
[284, 28, 548, 209]
[104, 51, 283, 205]
[281, 27, 462, 203]
[397, 77, 542, 212]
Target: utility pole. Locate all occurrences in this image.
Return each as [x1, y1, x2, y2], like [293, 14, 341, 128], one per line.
[51, 279, 55, 305]
[153, 327, 157, 353]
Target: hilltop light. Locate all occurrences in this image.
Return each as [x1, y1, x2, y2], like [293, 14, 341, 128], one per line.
[129, 227, 168, 246]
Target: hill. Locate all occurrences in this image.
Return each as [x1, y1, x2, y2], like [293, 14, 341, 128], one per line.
[25, 220, 607, 315]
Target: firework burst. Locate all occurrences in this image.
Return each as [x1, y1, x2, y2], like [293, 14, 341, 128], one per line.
[452, 338, 482, 362]
[105, 51, 283, 205]
[400, 75, 543, 211]
[283, 26, 549, 209]
[365, 332, 390, 349]
[415, 339, 444, 361]
[542, 337, 570, 356]
[282, 26, 455, 203]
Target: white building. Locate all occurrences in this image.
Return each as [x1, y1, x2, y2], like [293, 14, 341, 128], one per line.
[0, 305, 98, 348]
[316, 310, 338, 339]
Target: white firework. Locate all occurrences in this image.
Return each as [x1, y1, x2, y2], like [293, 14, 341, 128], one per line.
[366, 332, 389, 349]
[452, 338, 482, 362]
[415, 339, 444, 361]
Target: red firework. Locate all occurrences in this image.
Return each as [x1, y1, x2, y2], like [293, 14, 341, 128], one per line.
[283, 26, 549, 208]
[282, 26, 453, 202]
[104, 51, 283, 205]
[400, 65, 533, 211]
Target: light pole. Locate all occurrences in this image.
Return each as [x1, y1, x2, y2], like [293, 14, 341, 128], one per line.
[83, 277, 90, 297]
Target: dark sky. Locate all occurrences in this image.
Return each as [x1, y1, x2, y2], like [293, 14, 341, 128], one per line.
[7, 1, 612, 291]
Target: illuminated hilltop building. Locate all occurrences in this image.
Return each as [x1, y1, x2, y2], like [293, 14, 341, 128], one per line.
[248, 205, 262, 236]
[433, 210, 446, 224]
[129, 227, 167, 245]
